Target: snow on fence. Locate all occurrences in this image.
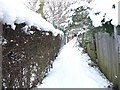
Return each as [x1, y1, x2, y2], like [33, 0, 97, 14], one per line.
[79, 26, 120, 89]
[2, 23, 62, 89]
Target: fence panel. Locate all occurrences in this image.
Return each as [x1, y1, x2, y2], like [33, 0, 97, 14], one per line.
[82, 31, 119, 89]
[94, 32, 119, 88]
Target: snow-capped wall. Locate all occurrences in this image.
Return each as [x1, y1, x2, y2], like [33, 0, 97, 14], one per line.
[0, 0, 63, 36]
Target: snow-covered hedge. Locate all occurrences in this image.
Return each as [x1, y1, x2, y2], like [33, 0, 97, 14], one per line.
[2, 23, 61, 89]
[0, 0, 64, 89]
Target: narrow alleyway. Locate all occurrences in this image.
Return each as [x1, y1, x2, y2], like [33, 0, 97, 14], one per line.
[38, 37, 111, 88]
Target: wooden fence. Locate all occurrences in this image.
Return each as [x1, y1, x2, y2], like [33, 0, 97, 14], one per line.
[116, 26, 120, 90]
[79, 26, 120, 89]
[95, 32, 118, 88]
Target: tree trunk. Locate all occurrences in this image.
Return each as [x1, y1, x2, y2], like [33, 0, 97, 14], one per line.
[36, 0, 44, 17]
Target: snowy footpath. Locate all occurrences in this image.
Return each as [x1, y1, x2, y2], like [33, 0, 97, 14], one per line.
[37, 37, 111, 88]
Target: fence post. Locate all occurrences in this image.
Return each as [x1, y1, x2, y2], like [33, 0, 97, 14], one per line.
[0, 22, 2, 90]
[117, 27, 120, 90]
[118, 2, 120, 90]
[114, 26, 120, 89]
[118, 32, 120, 90]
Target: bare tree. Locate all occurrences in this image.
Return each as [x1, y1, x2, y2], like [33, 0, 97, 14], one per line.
[22, 0, 93, 29]
[43, 0, 76, 26]
[22, 0, 39, 11]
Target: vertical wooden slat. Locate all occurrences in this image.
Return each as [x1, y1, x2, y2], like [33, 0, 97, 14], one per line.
[117, 31, 120, 89]
[118, 2, 120, 89]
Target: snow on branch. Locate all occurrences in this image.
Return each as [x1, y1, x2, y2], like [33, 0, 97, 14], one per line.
[89, 0, 119, 27]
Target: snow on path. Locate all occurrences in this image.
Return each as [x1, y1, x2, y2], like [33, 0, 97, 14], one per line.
[38, 37, 111, 88]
